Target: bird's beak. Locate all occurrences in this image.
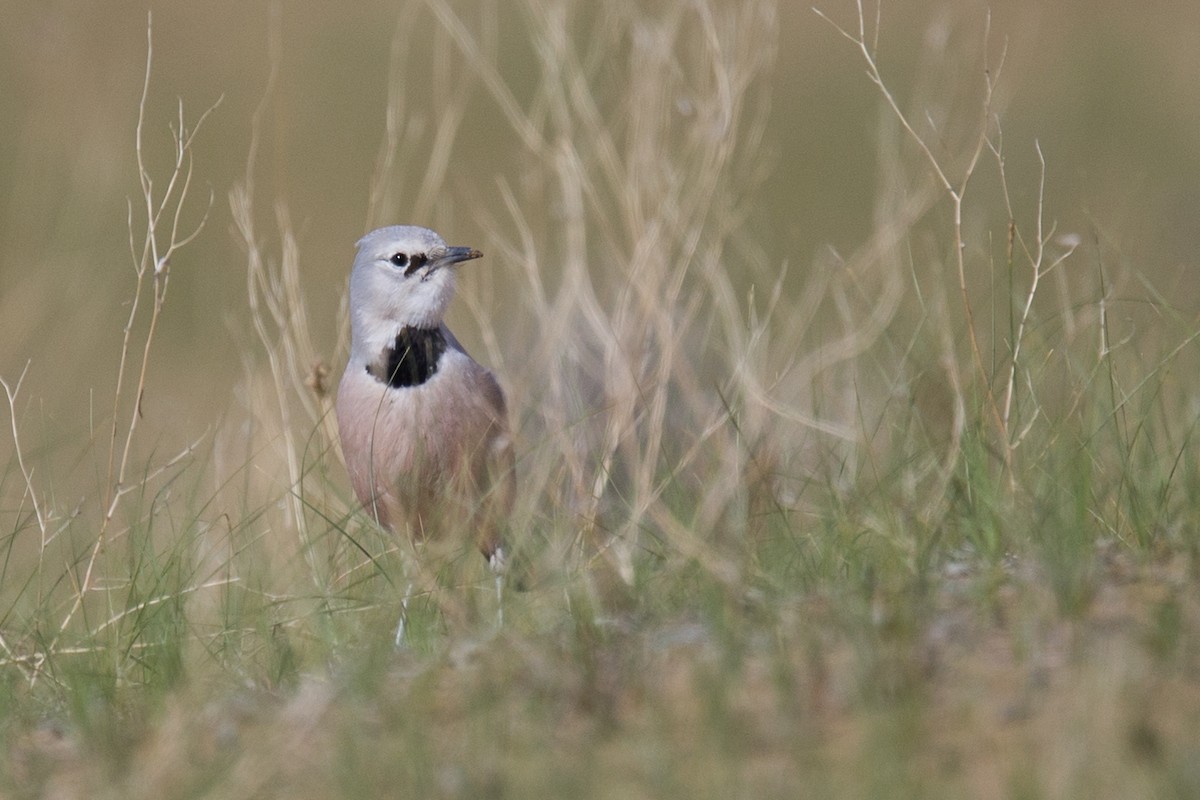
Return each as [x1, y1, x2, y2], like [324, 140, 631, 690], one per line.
[434, 246, 483, 270]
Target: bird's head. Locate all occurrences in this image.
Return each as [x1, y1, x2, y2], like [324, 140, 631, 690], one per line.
[348, 225, 482, 349]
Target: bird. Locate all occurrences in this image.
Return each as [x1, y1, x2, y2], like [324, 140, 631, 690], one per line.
[336, 225, 515, 643]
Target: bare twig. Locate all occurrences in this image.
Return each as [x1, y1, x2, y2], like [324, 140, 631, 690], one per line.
[51, 13, 218, 651]
[0, 362, 46, 544]
[998, 142, 1078, 445]
[817, 1, 1012, 471]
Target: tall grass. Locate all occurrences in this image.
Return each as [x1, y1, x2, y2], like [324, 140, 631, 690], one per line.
[1, 16, 221, 692]
[2, 1, 1200, 797]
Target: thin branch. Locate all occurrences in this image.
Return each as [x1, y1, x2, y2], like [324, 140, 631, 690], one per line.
[52, 13, 216, 649]
[0, 362, 47, 543]
[817, 3, 1012, 472]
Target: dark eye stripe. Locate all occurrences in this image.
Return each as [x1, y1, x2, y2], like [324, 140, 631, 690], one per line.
[404, 253, 428, 276]
[388, 252, 429, 276]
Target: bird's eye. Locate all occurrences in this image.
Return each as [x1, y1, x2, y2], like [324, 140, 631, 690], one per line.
[389, 252, 428, 276]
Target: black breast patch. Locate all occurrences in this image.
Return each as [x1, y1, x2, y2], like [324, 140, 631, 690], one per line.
[366, 326, 447, 388]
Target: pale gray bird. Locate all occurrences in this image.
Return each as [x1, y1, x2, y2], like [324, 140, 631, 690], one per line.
[337, 226, 515, 635]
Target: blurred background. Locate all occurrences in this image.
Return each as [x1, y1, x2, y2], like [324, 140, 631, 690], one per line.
[1, 0, 1198, 476]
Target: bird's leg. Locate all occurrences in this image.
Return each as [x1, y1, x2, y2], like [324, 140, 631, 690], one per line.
[394, 579, 413, 648]
[489, 547, 506, 630]
[394, 535, 419, 649]
[495, 573, 504, 629]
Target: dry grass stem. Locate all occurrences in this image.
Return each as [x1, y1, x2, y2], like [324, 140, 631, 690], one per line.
[48, 13, 220, 660]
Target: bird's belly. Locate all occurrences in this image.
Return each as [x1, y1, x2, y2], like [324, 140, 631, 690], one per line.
[337, 366, 500, 530]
